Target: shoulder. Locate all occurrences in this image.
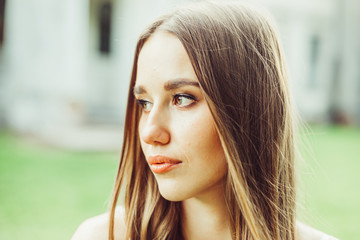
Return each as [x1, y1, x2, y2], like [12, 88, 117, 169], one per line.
[296, 221, 339, 240]
[71, 207, 125, 240]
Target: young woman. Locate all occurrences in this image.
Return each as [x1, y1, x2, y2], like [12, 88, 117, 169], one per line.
[72, 1, 337, 240]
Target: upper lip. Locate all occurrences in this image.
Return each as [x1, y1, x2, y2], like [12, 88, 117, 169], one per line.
[147, 155, 182, 165]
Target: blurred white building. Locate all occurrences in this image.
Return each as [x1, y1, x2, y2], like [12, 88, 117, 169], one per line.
[0, 0, 359, 149]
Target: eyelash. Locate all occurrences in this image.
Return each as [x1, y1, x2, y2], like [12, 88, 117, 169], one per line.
[172, 94, 197, 107]
[136, 94, 197, 112]
[136, 99, 152, 112]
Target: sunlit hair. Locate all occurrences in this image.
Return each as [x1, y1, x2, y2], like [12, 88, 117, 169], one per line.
[109, 1, 296, 239]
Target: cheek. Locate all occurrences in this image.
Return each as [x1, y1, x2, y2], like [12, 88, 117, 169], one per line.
[176, 110, 225, 160]
[138, 117, 148, 153]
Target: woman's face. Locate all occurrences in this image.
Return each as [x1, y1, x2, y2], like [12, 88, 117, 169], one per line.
[134, 31, 227, 201]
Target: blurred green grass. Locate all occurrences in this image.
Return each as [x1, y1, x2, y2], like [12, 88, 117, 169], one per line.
[297, 125, 360, 239]
[0, 131, 119, 240]
[0, 125, 359, 239]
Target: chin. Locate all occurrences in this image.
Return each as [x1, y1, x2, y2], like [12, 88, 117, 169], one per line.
[156, 180, 191, 202]
[158, 186, 186, 202]
[159, 193, 184, 202]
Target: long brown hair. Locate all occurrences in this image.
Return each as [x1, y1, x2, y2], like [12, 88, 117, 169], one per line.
[109, 1, 296, 239]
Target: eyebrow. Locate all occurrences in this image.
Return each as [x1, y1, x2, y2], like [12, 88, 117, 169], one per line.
[133, 78, 200, 95]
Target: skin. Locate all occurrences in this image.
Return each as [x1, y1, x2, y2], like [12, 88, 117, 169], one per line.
[134, 31, 231, 239]
[135, 31, 228, 202]
[70, 31, 337, 240]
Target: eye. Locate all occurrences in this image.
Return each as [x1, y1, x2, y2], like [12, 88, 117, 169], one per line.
[173, 94, 197, 107]
[136, 99, 153, 112]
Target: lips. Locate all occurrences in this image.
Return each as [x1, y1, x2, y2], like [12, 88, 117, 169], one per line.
[147, 155, 182, 174]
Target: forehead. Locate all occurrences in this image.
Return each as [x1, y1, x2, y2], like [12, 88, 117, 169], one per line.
[136, 31, 198, 85]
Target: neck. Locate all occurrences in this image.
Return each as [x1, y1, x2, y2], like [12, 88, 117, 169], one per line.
[181, 182, 231, 240]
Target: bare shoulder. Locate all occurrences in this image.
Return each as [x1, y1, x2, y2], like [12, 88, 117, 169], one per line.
[296, 221, 339, 240]
[71, 206, 125, 240]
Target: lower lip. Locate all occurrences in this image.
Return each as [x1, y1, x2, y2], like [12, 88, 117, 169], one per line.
[150, 162, 181, 174]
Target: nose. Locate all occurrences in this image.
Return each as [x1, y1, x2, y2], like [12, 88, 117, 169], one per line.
[140, 108, 170, 146]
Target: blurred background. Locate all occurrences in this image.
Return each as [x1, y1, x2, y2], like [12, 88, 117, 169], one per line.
[0, 0, 359, 239]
